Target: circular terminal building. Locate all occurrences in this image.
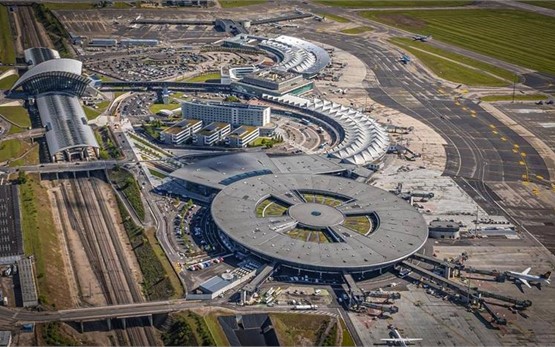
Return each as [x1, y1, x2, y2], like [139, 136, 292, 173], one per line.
[211, 174, 428, 274]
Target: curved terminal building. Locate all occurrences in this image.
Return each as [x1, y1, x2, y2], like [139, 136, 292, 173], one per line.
[263, 94, 389, 165]
[11, 58, 90, 96]
[211, 173, 428, 274]
[223, 34, 330, 78]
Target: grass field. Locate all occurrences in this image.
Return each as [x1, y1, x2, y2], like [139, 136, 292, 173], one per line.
[184, 72, 221, 83]
[343, 216, 371, 235]
[20, 174, 73, 308]
[204, 312, 230, 346]
[43, 2, 95, 9]
[256, 199, 289, 217]
[9, 144, 39, 167]
[149, 169, 168, 179]
[270, 313, 331, 346]
[0, 5, 16, 65]
[143, 226, 184, 298]
[0, 139, 28, 162]
[219, 0, 266, 7]
[341, 26, 372, 34]
[340, 319, 355, 346]
[0, 74, 18, 90]
[315, 0, 472, 8]
[360, 9, 555, 75]
[163, 311, 216, 346]
[480, 94, 548, 102]
[390, 38, 512, 86]
[83, 100, 110, 120]
[149, 101, 180, 115]
[0, 105, 31, 130]
[319, 12, 350, 23]
[521, 1, 555, 10]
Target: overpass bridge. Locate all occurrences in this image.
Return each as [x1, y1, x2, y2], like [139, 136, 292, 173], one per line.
[0, 299, 203, 325]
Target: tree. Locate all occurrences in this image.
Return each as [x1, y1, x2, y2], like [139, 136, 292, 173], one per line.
[17, 170, 27, 184]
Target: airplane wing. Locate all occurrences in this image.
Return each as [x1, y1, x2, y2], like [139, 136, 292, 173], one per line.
[522, 267, 532, 275]
[520, 279, 532, 288]
[381, 338, 423, 342]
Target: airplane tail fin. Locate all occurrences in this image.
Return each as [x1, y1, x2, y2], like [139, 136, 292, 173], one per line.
[541, 271, 551, 279]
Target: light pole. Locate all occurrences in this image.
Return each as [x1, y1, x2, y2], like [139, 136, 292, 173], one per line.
[512, 74, 519, 104]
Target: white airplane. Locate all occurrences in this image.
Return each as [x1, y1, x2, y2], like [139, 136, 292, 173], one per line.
[506, 267, 551, 288]
[381, 326, 422, 347]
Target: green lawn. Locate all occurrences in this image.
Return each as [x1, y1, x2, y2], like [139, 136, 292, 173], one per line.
[360, 9, 555, 75]
[0, 139, 26, 162]
[83, 107, 101, 121]
[255, 199, 288, 217]
[343, 216, 371, 235]
[389, 38, 513, 86]
[149, 102, 180, 115]
[9, 144, 39, 167]
[19, 174, 73, 308]
[0, 74, 18, 90]
[521, 1, 555, 10]
[219, 0, 266, 7]
[481, 94, 548, 102]
[318, 12, 350, 23]
[270, 313, 331, 346]
[43, 2, 95, 9]
[315, 0, 472, 8]
[83, 100, 110, 120]
[149, 168, 168, 179]
[341, 26, 372, 34]
[184, 72, 221, 83]
[0, 105, 31, 128]
[204, 313, 230, 346]
[340, 319, 355, 346]
[0, 5, 16, 65]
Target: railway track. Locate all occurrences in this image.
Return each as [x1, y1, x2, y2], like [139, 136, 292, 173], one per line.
[17, 6, 46, 48]
[58, 176, 157, 346]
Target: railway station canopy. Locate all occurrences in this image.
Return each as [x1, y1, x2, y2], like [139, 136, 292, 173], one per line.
[11, 58, 90, 96]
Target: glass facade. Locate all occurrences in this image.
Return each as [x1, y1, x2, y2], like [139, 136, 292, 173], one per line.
[16, 72, 89, 96]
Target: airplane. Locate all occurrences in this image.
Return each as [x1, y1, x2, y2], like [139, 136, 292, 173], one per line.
[381, 325, 422, 347]
[135, 15, 142, 21]
[412, 34, 432, 42]
[399, 54, 411, 65]
[506, 267, 551, 288]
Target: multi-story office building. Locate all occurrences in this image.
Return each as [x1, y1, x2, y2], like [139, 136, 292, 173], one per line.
[160, 119, 203, 145]
[193, 122, 231, 146]
[182, 100, 271, 127]
[225, 126, 260, 148]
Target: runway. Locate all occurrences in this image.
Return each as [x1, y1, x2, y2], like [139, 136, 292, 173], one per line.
[297, 31, 555, 254]
[302, 33, 549, 184]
